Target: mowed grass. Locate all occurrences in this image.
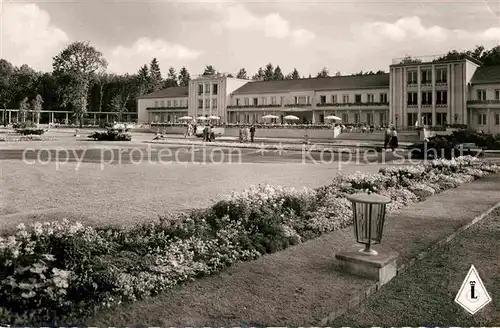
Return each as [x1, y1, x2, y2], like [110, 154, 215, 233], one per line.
[331, 208, 500, 327]
[0, 158, 387, 233]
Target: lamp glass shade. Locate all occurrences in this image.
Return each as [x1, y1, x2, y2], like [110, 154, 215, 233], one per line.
[348, 193, 391, 246]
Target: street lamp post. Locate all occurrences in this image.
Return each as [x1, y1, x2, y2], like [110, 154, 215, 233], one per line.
[335, 192, 398, 286]
[347, 192, 391, 256]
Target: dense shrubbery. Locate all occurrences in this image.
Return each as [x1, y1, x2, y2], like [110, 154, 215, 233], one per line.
[410, 130, 500, 159]
[0, 156, 498, 325]
[13, 121, 45, 136]
[15, 128, 45, 135]
[88, 129, 131, 141]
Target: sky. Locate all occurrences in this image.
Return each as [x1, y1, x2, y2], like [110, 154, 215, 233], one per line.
[1, 0, 500, 77]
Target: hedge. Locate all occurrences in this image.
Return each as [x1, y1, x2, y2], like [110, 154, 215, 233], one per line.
[88, 129, 131, 141]
[0, 156, 498, 325]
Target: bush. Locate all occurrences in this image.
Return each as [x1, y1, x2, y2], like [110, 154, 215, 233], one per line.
[88, 129, 131, 141]
[409, 129, 499, 159]
[0, 156, 497, 325]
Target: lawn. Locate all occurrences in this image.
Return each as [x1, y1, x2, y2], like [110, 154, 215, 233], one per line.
[331, 208, 500, 327]
[0, 159, 388, 233]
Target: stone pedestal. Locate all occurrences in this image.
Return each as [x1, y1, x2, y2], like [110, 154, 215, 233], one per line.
[335, 245, 398, 286]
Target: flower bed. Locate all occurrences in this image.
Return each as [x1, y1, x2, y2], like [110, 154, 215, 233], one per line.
[146, 139, 355, 154]
[0, 136, 58, 142]
[88, 129, 131, 141]
[15, 128, 45, 136]
[0, 156, 498, 325]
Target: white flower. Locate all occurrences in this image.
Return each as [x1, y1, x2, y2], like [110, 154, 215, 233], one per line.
[21, 291, 36, 298]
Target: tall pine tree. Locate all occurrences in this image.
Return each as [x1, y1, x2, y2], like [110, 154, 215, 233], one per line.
[291, 68, 300, 79]
[264, 63, 274, 81]
[178, 66, 190, 86]
[164, 67, 178, 88]
[149, 58, 163, 91]
[136, 64, 150, 95]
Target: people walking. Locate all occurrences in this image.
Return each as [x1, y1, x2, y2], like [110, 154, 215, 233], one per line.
[203, 125, 208, 141]
[207, 125, 212, 142]
[390, 127, 398, 152]
[239, 127, 244, 143]
[250, 125, 255, 142]
[384, 126, 392, 150]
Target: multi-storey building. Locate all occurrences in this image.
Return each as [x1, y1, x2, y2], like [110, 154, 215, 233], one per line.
[136, 57, 500, 133]
[467, 65, 500, 133]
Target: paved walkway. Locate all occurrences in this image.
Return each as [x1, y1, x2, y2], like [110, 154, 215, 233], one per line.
[90, 174, 500, 326]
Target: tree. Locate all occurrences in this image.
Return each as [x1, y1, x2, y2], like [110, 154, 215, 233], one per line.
[335, 71, 341, 76]
[399, 55, 422, 64]
[290, 68, 300, 79]
[480, 46, 500, 66]
[30, 94, 43, 125]
[226, 73, 234, 77]
[149, 58, 163, 92]
[36, 73, 58, 112]
[252, 67, 265, 81]
[178, 66, 190, 86]
[18, 97, 29, 123]
[273, 65, 284, 80]
[317, 67, 329, 78]
[0, 59, 16, 126]
[107, 74, 136, 121]
[14, 64, 40, 102]
[53, 41, 108, 127]
[164, 67, 178, 88]
[264, 63, 274, 81]
[136, 65, 150, 96]
[203, 65, 216, 76]
[236, 68, 248, 79]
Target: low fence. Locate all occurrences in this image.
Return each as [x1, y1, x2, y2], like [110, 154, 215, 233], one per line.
[152, 126, 340, 139]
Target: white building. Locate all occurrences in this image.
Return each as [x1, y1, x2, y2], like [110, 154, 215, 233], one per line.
[137, 59, 500, 133]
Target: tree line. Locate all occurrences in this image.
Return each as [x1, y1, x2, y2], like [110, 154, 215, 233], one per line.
[1, 41, 499, 126]
[399, 45, 500, 65]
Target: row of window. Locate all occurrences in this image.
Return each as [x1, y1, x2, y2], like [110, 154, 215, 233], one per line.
[320, 93, 388, 104]
[476, 89, 500, 101]
[198, 98, 218, 109]
[198, 83, 218, 95]
[407, 91, 448, 105]
[154, 99, 187, 108]
[234, 94, 388, 106]
[407, 113, 448, 126]
[407, 68, 447, 84]
[234, 96, 311, 106]
[339, 112, 388, 124]
[231, 113, 388, 125]
[477, 113, 500, 126]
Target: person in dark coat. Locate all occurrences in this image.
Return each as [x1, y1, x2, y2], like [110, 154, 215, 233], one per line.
[384, 126, 392, 149]
[202, 125, 208, 141]
[249, 125, 255, 142]
[390, 127, 398, 151]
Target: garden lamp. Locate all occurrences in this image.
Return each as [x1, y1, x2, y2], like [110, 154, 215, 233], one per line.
[346, 192, 391, 256]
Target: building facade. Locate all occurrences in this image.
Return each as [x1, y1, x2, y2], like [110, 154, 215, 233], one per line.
[137, 58, 500, 133]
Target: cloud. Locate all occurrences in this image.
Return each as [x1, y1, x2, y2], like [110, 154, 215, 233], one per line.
[107, 37, 202, 73]
[215, 4, 315, 45]
[360, 16, 500, 43]
[1, 3, 69, 71]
